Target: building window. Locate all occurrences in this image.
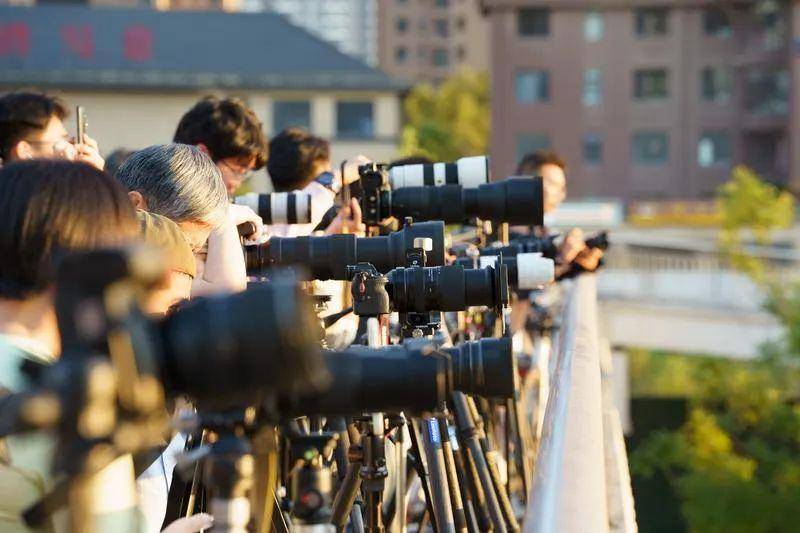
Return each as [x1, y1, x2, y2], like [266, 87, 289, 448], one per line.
[754, 0, 788, 51]
[435, 0, 448, 6]
[635, 7, 668, 37]
[744, 67, 789, 115]
[515, 70, 550, 103]
[272, 100, 310, 132]
[432, 48, 449, 66]
[456, 16, 467, 32]
[632, 131, 669, 164]
[701, 66, 731, 102]
[698, 131, 731, 167]
[584, 11, 604, 42]
[583, 69, 602, 107]
[434, 19, 448, 38]
[583, 134, 603, 165]
[396, 17, 408, 33]
[456, 46, 466, 61]
[634, 69, 668, 100]
[395, 46, 408, 63]
[703, 7, 731, 38]
[518, 8, 550, 37]
[517, 133, 550, 162]
[336, 102, 374, 139]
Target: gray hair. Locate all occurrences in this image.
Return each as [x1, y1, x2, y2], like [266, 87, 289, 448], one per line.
[115, 143, 228, 228]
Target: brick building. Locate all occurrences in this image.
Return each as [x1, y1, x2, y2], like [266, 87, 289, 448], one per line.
[482, 0, 799, 200]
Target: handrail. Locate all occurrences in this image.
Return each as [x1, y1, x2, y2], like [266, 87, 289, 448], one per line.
[524, 275, 609, 533]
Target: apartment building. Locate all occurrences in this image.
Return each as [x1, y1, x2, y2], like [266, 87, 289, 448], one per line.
[482, 0, 798, 200]
[378, 0, 490, 83]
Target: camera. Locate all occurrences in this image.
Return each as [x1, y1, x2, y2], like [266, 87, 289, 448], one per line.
[480, 235, 559, 261]
[244, 220, 445, 279]
[381, 262, 509, 314]
[282, 337, 515, 415]
[389, 155, 489, 189]
[359, 163, 543, 226]
[455, 253, 554, 290]
[234, 191, 312, 225]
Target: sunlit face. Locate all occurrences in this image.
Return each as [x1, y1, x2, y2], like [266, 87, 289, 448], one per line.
[14, 115, 75, 161]
[177, 220, 214, 255]
[540, 163, 567, 214]
[217, 156, 256, 195]
[143, 271, 193, 316]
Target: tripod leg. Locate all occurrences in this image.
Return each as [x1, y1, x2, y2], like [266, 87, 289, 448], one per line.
[466, 397, 520, 533]
[437, 415, 467, 533]
[407, 419, 437, 532]
[331, 461, 363, 529]
[452, 445, 481, 533]
[420, 418, 456, 533]
[452, 392, 506, 533]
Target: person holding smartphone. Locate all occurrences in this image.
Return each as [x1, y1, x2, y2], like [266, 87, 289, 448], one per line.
[0, 92, 104, 169]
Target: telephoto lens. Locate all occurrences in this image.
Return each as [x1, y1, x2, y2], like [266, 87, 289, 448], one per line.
[234, 192, 312, 225]
[282, 337, 514, 415]
[480, 234, 559, 260]
[455, 253, 554, 290]
[386, 263, 509, 313]
[389, 177, 544, 225]
[389, 155, 490, 189]
[150, 276, 329, 408]
[246, 221, 446, 279]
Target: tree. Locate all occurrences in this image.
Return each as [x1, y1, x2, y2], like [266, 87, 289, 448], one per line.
[400, 69, 490, 162]
[631, 167, 800, 532]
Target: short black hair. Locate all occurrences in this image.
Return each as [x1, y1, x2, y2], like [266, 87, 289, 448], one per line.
[173, 96, 268, 170]
[516, 150, 566, 175]
[0, 92, 68, 162]
[0, 160, 139, 299]
[267, 127, 331, 192]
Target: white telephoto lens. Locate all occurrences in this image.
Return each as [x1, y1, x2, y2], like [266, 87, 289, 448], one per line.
[515, 252, 555, 289]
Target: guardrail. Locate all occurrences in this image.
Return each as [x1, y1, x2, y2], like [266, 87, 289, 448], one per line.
[524, 275, 637, 533]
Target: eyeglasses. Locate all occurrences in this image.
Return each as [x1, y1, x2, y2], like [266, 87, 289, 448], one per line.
[219, 160, 255, 182]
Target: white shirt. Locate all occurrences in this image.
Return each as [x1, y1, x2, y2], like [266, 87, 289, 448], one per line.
[136, 432, 188, 533]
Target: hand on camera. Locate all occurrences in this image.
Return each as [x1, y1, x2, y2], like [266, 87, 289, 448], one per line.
[325, 198, 365, 236]
[74, 134, 105, 171]
[558, 228, 586, 264]
[228, 203, 265, 242]
[339, 155, 371, 185]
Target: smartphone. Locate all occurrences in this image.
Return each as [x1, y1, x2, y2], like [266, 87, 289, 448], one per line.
[76, 105, 87, 145]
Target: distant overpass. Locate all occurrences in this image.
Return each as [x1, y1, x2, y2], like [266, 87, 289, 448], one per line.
[596, 229, 796, 359]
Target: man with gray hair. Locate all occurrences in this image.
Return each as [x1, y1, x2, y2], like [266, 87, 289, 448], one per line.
[116, 143, 262, 295]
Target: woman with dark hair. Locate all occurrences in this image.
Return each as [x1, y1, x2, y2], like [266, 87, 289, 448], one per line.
[0, 161, 211, 532]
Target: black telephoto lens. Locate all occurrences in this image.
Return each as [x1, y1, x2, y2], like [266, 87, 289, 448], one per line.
[386, 263, 509, 313]
[447, 337, 515, 398]
[480, 235, 559, 260]
[156, 277, 328, 407]
[389, 177, 543, 225]
[282, 342, 451, 415]
[253, 221, 446, 279]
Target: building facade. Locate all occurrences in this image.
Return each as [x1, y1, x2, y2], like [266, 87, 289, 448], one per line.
[377, 0, 490, 84]
[262, 0, 378, 66]
[483, 0, 799, 201]
[0, 5, 403, 182]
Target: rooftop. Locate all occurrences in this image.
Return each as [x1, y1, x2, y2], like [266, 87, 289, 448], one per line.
[0, 5, 405, 91]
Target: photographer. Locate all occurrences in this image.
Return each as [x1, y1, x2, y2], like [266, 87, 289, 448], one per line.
[0, 92, 104, 170]
[0, 160, 140, 531]
[267, 127, 366, 237]
[516, 150, 603, 276]
[116, 144, 254, 295]
[173, 96, 268, 196]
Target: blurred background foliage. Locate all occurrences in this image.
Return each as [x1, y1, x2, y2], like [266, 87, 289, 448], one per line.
[630, 166, 800, 533]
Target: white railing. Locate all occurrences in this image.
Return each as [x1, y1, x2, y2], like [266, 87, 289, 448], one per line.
[524, 275, 637, 533]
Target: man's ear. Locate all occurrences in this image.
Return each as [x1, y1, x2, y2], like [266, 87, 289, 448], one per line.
[196, 143, 212, 158]
[9, 140, 34, 161]
[128, 190, 148, 210]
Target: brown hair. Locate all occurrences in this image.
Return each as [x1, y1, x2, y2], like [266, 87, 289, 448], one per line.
[0, 160, 139, 299]
[516, 150, 566, 175]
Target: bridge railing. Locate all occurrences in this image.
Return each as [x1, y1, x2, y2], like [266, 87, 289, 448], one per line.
[524, 275, 637, 533]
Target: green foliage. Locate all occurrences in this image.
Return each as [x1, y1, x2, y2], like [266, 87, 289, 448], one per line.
[716, 165, 795, 281]
[630, 166, 800, 532]
[400, 69, 489, 162]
